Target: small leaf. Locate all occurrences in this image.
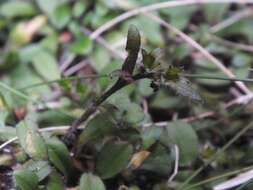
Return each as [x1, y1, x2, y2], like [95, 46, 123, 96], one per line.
[0, 1, 36, 18]
[25, 160, 52, 181]
[160, 121, 199, 165]
[32, 50, 60, 81]
[126, 25, 141, 52]
[203, 4, 228, 23]
[14, 169, 39, 190]
[0, 127, 16, 141]
[96, 142, 133, 179]
[47, 171, 65, 190]
[164, 66, 182, 81]
[69, 35, 92, 55]
[47, 138, 72, 175]
[141, 49, 155, 69]
[50, 3, 71, 29]
[140, 144, 173, 175]
[141, 127, 162, 149]
[79, 173, 106, 190]
[16, 118, 48, 160]
[108, 92, 145, 123]
[78, 114, 116, 147]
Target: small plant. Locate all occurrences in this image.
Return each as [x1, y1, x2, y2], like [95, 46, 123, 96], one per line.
[0, 25, 201, 190]
[63, 25, 202, 146]
[1, 24, 253, 190]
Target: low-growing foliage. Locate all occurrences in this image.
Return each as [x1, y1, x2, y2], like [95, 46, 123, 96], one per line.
[1, 1, 253, 189]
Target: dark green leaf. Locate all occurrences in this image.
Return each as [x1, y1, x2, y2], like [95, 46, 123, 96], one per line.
[78, 114, 116, 147]
[96, 142, 133, 179]
[142, 127, 162, 149]
[47, 138, 72, 175]
[160, 121, 198, 165]
[79, 173, 106, 190]
[108, 92, 145, 123]
[69, 35, 92, 55]
[140, 144, 173, 175]
[47, 171, 65, 190]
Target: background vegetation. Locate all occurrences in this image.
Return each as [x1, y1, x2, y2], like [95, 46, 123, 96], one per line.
[1, 0, 253, 189]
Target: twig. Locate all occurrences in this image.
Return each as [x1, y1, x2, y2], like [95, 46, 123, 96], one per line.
[183, 74, 253, 83]
[184, 166, 253, 189]
[20, 74, 108, 90]
[210, 8, 253, 33]
[59, 51, 75, 73]
[81, 27, 126, 59]
[168, 144, 179, 183]
[0, 138, 18, 150]
[213, 169, 253, 190]
[64, 60, 88, 76]
[0, 126, 69, 151]
[90, 0, 253, 39]
[145, 13, 252, 95]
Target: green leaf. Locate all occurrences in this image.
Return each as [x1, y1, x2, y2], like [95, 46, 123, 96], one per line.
[141, 127, 162, 149]
[25, 160, 52, 181]
[140, 144, 173, 175]
[47, 172, 65, 190]
[16, 118, 48, 160]
[78, 114, 116, 147]
[79, 173, 106, 190]
[50, 3, 71, 29]
[203, 4, 228, 23]
[141, 49, 155, 69]
[73, 1, 86, 18]
[47, 138, 72, 175]
[69, 35, 92, 55]
[96, 142, 133, 179]
[35, 0, 67, 15]
[14, 169, 39, 190]
[160, 121, 198, 165]
[160, 6, 197, 30]
[108, 92, 144, 123]
[32, 50, 60, 81]
[0, 1, 36, 18]
[0, 109, 9, 128]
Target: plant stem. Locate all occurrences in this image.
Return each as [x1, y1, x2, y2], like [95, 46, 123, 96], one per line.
[62, 72, 154, 146]
[184, 166, 253, 189]
[182, 74, 253, 83]
[20, 74, 108, 90]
